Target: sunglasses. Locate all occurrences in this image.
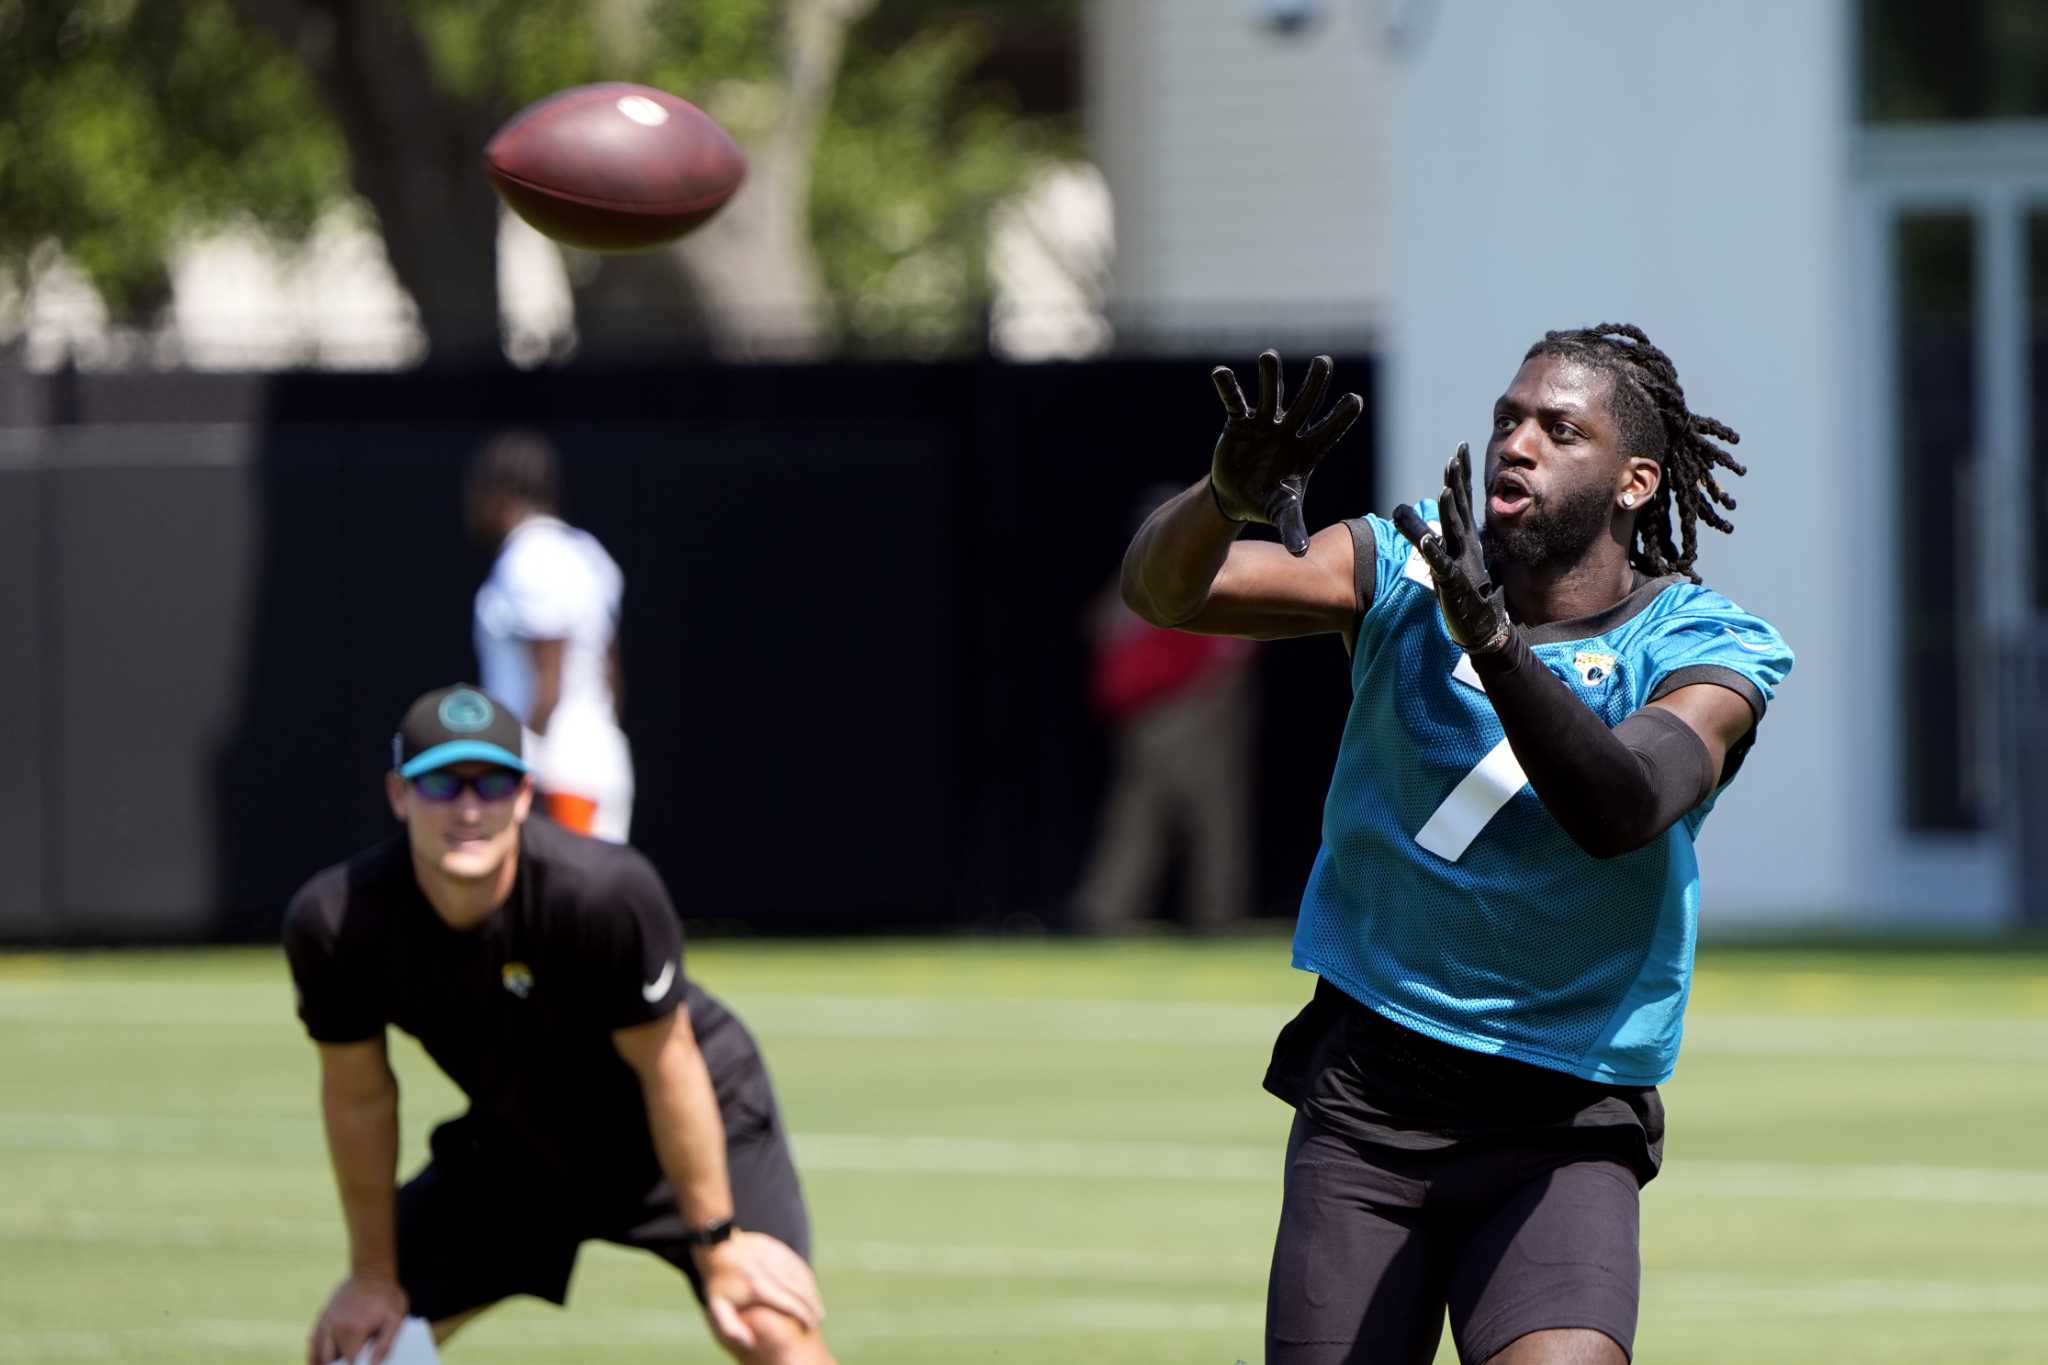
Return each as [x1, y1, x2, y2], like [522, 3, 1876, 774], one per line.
[411, 769, 524, 803]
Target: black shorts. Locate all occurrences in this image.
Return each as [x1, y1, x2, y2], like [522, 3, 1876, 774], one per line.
[1267, 1112, 1641, 1363]
[395, 1053, 811, 1324]
[1264, 982, 1656, 1364]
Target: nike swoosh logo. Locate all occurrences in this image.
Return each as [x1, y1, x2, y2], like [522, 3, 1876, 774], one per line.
[642, 961, 676, 1003]
[1722, 627, 1777, 654]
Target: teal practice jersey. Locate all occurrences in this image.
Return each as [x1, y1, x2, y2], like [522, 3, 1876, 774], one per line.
[1294, 500, 1794, 1086]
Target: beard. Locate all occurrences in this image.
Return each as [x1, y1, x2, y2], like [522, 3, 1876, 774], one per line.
[1480, 477, 1616, 569]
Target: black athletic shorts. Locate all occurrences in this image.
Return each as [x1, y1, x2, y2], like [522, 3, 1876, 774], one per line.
[1263, 980, 1661, 1363]
[394, 1048, 811, 1324]
[1266, 1111, 1641, 1364]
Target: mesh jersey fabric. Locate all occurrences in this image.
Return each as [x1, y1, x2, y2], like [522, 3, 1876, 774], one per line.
[1293, 499, 1794, 1086]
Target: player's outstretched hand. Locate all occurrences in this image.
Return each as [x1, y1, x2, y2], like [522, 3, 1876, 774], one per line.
[1210, 350, 1364, 557]
[698, 1229, 826, 1355]
[1394, 443, 1514, 656]
[308, 1272, 408, 1365]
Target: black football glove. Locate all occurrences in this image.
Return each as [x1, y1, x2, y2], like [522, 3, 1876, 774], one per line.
[1393, 443, 1514, 656]
[1209, 350, 1364, 557]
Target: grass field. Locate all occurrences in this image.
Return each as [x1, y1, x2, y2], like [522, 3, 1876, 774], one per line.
[3, 935, 2046, 1364]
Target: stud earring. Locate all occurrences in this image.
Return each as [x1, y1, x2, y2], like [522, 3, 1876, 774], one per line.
[1622, 494, 1635, 507]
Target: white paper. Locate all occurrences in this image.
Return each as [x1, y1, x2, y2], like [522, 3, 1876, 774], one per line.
[334, 1316, 440, 1365]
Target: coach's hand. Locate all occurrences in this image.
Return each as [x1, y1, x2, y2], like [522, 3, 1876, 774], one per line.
[308, 1272, 407, 1365]
[1210, 350, 1363, 557]
[696, 1229, 825, 1354]
[1394, 443, 1514, 656]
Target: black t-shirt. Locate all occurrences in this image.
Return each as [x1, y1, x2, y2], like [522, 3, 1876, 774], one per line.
[282, 819, 757, 1201]
[1264, 978, 1665, 1185]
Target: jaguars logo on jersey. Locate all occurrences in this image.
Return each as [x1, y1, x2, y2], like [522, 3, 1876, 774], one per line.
[1573, 650, 1617, 686]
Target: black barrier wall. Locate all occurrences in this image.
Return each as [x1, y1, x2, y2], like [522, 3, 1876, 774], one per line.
[0, 358, 1376, 941]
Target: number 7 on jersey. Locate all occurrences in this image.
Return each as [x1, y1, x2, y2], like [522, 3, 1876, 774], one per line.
[1414, 653, 1529, 862]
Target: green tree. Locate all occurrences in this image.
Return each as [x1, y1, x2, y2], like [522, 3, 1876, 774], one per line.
[0, 1, 344, 326]
[0, 0, 1079, 362]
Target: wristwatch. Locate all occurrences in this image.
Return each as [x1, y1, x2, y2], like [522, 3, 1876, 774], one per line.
[680, 1215, 736, 1248]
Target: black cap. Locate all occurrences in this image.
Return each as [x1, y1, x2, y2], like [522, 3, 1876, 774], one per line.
[391, 685, 527, 779]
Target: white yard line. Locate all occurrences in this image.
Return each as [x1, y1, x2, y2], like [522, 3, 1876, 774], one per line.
[0, 1210, 1264, 1284]
[794, 1131, 1277, 1181]
[0, 984, 1294, 1043]
[0, 1207, 325, 1247]
[731, 993, 1291, 1045]
[0, 1112, 320, 1155]
[4, 981, 2045, 1058]
[0, 1330, 122, 1361]
[2, 1275, 2044, 1360]
[796, 1133, 2048, 1207]
[0, 1301, 1268, 1358]
[1653, 1161, 2048, 1206]
[0, 981, 292, 1028]
[1655, 1274, 2048, 1316]
[818, 1300, 1262, 1340]
[4, 1112, 2048, 1206]
[1677, 1012, 2048, 1062]
[0, 1209, 2042, 1355]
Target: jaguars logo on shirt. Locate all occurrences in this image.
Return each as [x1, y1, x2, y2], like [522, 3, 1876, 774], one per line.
[1573, 650, 1617, 686]
[440, 689, 495, 732]
[501, 962, 534, 999]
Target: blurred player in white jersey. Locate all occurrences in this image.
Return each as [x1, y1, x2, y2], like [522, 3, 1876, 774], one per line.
[467, 430, 635, 841]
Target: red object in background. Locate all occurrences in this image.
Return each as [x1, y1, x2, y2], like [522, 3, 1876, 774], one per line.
[1090, 622, 1251, 720]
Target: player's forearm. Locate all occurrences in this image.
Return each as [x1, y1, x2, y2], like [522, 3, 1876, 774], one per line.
[1120, 478, 1244, 627]
[320, 1081, 401, 1276]
[640, 1039, 735, 1229]
[1471, 635, 1714, 859]
[528, 684, 560, 738]
[526, 638, 566, 736]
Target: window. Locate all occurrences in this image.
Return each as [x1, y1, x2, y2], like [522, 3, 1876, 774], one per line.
[1861, 2, 2048, 834]
[1862, 0, 2048, 122]
[2033, 210, 2048, 615]
[1892, 214, 1980, 830]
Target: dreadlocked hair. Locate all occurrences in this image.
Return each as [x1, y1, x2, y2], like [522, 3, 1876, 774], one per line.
[1524, 323, 1743, 584]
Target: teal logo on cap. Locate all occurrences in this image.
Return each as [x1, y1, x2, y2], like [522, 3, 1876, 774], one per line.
[438, 689, 494, 733]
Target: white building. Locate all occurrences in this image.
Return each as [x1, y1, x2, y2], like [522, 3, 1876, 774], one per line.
[1089, 0, 2048, 930]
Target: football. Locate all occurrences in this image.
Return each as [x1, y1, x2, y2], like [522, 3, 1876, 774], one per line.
[482, 83, 747, 251]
